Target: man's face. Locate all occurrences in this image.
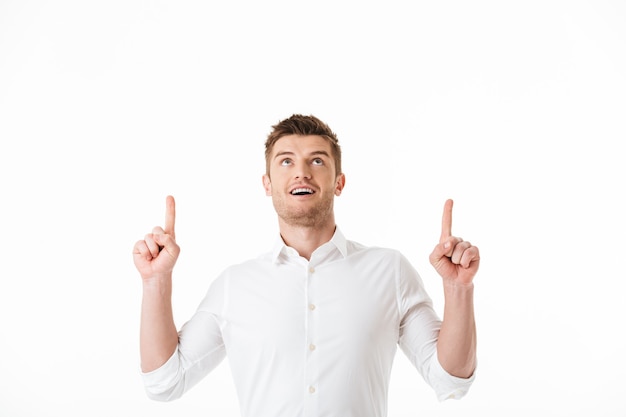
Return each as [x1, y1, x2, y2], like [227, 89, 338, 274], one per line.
[262, 134, 345, 228]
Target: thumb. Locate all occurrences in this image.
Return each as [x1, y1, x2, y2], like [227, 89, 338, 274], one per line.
[429, 238, 453, 267]
[153, 232, 180, 257]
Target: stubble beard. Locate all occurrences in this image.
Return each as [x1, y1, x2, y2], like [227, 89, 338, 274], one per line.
[273, 191, 335, 228]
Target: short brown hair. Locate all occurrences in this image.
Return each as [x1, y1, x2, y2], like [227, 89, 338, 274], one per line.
[265, 114, 342, 176]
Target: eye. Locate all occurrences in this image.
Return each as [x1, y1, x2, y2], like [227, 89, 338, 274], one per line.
[312, 158, 324, 166]
[280, 158, 293, 166]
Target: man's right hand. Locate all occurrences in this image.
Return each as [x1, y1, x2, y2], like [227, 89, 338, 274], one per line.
[133, 195, 180, 281]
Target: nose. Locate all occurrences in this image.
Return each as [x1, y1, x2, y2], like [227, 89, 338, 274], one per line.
[295, 163, 312, 180]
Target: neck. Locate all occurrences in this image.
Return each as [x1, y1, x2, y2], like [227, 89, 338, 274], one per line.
[278, 217, 336, 261]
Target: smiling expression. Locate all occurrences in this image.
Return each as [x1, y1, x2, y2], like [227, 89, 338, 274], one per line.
[263, 134, 345, 228]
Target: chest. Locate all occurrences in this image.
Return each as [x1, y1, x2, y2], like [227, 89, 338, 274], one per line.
[221, 264, 400, 354]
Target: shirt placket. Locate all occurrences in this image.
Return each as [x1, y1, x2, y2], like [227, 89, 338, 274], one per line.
[304, 262, 319, 416]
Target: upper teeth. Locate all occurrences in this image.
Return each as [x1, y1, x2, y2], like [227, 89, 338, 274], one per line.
[291, 188, 313, 195]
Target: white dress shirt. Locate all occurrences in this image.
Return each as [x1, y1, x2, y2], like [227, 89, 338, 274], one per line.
[142, 228, 475, 416]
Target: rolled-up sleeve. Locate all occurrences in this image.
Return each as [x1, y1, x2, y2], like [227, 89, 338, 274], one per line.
[141, 278, 227, 401]
[141, 346, 185, 401]
[427, 355, 476, 401]
[396, 254, 476, 401]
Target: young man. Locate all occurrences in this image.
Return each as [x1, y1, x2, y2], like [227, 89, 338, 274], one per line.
[133, 114, 479, 417]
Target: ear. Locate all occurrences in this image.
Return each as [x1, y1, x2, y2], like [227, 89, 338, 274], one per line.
[334, 173, 346, 196]
[262, 174, 272, 196]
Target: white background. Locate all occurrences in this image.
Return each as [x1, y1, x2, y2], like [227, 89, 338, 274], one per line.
[1, 1, 625, 416]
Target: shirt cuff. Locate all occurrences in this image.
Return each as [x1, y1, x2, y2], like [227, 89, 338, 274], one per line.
[140, 347, 183, 399]
[430, 356, 476, 401]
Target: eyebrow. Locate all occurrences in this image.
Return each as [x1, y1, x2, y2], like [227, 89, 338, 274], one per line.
[273, 150, 331, 160]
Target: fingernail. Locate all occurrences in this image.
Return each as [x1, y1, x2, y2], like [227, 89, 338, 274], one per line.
[443, 242, 450, 249]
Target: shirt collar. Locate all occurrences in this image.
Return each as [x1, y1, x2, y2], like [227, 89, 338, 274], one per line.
[271, 226, 348, 264]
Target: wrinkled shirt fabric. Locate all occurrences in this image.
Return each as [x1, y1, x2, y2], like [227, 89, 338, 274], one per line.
[142, 228, 474, 417]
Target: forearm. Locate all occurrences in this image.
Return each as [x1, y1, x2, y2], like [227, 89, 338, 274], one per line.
[437, 282, 476, 378]
[140, 276, 179, 373]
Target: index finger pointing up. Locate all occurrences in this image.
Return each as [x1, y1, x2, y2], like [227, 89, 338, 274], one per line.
[439, 198, 453, 243]
[164, 195, 176, 238]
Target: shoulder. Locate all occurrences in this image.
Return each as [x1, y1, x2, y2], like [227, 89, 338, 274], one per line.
[345, 238, 422, 280]
[199, 255, 271, 309]
[345, 238, 405, 261]
[343, 239, 416, 273]
[216, 253, 272, 279]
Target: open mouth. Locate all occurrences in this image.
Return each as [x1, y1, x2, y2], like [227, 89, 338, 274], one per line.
[290, 187, 314, 196]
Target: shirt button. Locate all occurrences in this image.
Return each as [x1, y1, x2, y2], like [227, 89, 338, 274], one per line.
[309, 303, 316, 311]
[309, 343, 316, 351]
[309, 267, 315, 273]
[309, 386, 316, 394]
